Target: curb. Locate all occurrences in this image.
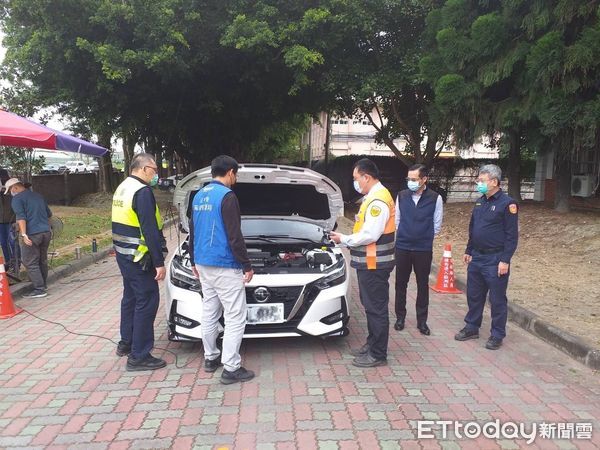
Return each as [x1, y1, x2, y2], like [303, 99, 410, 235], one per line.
[10, 218, 178, 298]
[432, 261, 600, 371]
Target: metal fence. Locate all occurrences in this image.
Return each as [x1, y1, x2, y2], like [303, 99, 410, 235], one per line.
[442, 175, 535, 202]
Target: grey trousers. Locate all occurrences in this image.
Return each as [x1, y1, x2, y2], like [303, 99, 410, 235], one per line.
[20, 231, 52, 291]
[196, 265, 247, 372]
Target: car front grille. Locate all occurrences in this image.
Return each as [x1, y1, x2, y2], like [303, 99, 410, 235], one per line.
[245, 286, 303, 318]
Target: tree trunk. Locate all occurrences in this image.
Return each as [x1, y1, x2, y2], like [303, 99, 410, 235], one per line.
[507, 128, 523, 202]
[324, 112, 331, 175]
[97, 131, 114, 193]
[553, 131, 573, 213]
[554, 139, 571, 213]
[122, 132, 136, 176]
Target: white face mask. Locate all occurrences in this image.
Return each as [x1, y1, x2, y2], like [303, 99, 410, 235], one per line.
[353, 180, 362, 194]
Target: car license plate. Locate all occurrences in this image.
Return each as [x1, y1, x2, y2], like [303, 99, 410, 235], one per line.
[247, 303, 284, 324]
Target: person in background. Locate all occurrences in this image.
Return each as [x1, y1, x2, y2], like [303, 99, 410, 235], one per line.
[0, 169, 15, 267]
[5, 178, 52, 298]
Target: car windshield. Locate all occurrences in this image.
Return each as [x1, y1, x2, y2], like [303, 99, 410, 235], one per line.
[241, 218, 326, 241]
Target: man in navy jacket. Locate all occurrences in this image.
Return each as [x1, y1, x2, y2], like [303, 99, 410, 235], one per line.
[394, 164, 443, 336]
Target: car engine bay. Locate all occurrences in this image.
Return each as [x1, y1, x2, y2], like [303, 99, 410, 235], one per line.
[174, 238, 342, 275]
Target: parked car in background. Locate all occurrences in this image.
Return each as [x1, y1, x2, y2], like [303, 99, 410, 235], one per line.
[39, 164, 67, 174]
[65, 161, 87, 173]
[86, 161, 99, 172]
[158, 174, 183, 192]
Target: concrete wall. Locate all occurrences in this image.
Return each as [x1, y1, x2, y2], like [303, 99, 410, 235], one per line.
[31, 173, 99, 205]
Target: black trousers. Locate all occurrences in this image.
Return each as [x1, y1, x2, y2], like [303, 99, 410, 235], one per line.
[356, 267, 392, 360]
[116, 255, 160, 360]
[394, 249, 433, 325]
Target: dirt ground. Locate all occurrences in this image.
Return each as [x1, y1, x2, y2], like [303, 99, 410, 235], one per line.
[433, 202, 600, 348]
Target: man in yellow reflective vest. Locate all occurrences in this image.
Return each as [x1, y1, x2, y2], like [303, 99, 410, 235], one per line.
[112, 153, 167, 371]
[331, 159, 395, 367]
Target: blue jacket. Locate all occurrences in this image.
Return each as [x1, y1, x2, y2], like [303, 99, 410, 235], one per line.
[192, 181, 241, 269]
[395, 188, 438, 251]
[465, 189, 519, 263]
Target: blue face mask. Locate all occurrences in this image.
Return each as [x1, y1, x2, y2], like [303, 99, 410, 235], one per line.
[407, 180, 420, 192]
[149, 174, 159, 187]
[476, 181, 488, 195]
[353, 180, 362, 194]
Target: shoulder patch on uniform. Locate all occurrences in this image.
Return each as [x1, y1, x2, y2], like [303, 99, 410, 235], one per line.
[509, 204, 518, 214]
[370, 205, 382, 217]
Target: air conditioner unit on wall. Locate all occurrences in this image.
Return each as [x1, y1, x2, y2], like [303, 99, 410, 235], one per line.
[571, 175, 595, 197]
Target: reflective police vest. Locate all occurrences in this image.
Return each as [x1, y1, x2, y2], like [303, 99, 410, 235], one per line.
[112, 177, 163, 263]
[350, 186, 396, 270]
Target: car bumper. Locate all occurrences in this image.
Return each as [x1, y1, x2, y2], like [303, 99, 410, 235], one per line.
[165, 272, 350, 341]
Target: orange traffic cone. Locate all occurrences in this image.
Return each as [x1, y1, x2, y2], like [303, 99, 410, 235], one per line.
[0, 251, 22, 319]
[431, 243, 462, 294]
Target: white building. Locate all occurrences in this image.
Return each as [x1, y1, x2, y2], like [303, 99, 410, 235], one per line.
[303, 111, 498, 160]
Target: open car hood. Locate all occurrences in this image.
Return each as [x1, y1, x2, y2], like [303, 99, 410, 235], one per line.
[173, 164, 344, 232]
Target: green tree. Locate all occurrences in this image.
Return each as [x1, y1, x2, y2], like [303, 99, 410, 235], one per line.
[424, 0, 600, 210]
[0, 147, 45, 181]
[0, 0, 333, 177]
[221, 0, 447, 166]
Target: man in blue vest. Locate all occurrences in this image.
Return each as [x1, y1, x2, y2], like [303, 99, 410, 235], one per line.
[455, 164, 519, 350]
[112, 153, 167, 371]
[189, 155, 255, 384]
[394, 164, 443, 336]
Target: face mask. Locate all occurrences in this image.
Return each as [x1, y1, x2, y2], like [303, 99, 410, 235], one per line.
[476, 181, 488, 195]
[407, 180, 420, 192]
[10, 191, 16, 197]
[353, 180, 362, 194]
[149, 174, 159, 187]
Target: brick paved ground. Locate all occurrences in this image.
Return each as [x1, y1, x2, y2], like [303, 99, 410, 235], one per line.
[1, 243, 599, 449]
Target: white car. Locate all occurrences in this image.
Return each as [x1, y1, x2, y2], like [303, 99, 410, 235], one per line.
[165, 164, 350, 340]
[65, 161, 87, 173]
[86, 161, 99, 172]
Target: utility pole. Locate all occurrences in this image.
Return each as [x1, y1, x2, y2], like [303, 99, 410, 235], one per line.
[324, 112, 331, 175]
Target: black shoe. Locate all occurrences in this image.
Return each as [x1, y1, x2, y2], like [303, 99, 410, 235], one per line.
[485, 336, 503, 350]
[204, 356, 222, 373]
[417, 323, 431, 336]
[352, 353, 387, 368]
[126, 355, 167, 372]
[349, 344, 369, 357]
[116, 341, 131, 357]
[220, 367, 255, 385]
[22, 290, 47, 298]
[393, 319, 405, 331]
[454, 327, 479, 341]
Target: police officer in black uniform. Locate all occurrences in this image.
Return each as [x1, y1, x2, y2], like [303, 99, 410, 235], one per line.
[455, 164, 518, 350]
[112, 153, 167, 371]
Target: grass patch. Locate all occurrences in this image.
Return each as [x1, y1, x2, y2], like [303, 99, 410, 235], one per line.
[49, 236, 113, 268]
[51, 208, 111, 249]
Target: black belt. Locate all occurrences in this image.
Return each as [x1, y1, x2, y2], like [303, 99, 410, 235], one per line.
[474, 247, 503, 255]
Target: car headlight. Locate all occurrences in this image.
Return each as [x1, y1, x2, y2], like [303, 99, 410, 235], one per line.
[170, 256, 202, 293]
[314, 257, 346, 290]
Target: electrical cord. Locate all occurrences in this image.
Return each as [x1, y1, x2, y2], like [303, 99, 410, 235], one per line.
[18, 306, 202, 369]
[20, 213, 198, 367]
